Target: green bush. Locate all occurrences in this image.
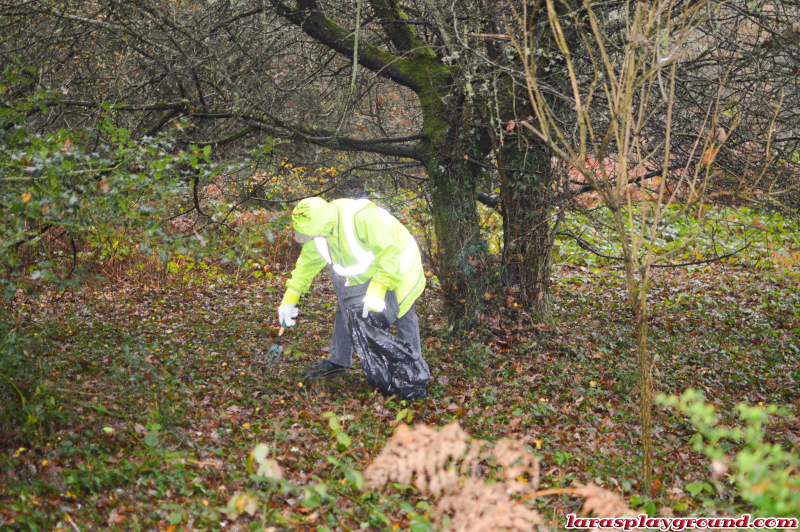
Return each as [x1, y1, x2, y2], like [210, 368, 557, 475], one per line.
[657, 389, 800, 516]
[552, 207, 800, 269]
[0, 319, 33, 430]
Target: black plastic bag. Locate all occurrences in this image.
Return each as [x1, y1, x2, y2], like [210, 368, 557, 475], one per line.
[346, 305, 430, 400]
[333, 274, 430, 400]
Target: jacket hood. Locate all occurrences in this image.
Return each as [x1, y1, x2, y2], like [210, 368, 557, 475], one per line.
[292, 197, 336, 236]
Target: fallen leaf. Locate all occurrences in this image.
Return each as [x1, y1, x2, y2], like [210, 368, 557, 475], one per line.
[701, 147, 719, 165]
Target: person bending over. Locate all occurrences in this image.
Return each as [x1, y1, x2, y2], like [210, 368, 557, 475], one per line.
[278, 197, 427, 381]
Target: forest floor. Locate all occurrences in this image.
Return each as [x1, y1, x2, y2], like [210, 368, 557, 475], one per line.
[1, 262, 799, 531]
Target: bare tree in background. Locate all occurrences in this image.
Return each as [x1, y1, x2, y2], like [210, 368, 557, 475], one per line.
[2, 0, 797, 324]
[0, 0, 564, 321]
[495, 0, 798, 492]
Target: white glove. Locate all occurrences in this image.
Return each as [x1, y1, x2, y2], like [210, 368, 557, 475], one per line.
[278, 304, 299, 327]
[362, 294, 386, 318]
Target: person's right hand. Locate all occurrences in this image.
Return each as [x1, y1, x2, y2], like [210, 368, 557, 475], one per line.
[278, 304, 299, 327]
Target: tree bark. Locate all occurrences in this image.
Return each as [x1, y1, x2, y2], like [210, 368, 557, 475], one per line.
[611, 205, 654, 494]
[636, 290, 653, 495]
[417, 84, 493, 320]
[497, 145, 554, 320]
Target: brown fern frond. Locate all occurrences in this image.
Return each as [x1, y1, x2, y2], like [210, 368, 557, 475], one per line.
[434, 478, 541, 532]
[577, 483, 638, 531]
[364, 422, 469, 496]
[364, 422, 542, 532]
[578, 483, 636, 518]
[491, 438, 541, 492]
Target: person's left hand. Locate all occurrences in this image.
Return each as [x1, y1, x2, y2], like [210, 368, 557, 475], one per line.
[362, 294, 386, 318]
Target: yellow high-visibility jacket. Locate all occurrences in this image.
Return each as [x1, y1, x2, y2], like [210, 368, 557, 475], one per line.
[282, 198, 425, 318]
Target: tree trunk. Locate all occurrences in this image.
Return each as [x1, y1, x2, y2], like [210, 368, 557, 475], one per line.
[418, 88, 493, 322]
[636, 292, 653, 495]
[612, 207, 654, 495]
[420, 146, 493, 321]
[497, 145, 554, 320]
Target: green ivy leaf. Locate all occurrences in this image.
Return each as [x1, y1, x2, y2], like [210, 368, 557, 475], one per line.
[339, 462, 364, 490]
[336, 431, 351, 448]
[301, 489, 322, 508]
[143, 431, 159, 448]
[685, 481, 713, 496]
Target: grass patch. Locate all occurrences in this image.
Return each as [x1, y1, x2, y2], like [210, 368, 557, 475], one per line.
[1, 208, 798, 530]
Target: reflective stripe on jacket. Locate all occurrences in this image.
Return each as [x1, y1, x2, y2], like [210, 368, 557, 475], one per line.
[285, 198, 425, 318]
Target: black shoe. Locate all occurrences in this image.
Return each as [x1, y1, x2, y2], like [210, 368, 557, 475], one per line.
[305, 360, 347, 380]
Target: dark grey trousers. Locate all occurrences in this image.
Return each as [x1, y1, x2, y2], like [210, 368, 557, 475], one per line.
[327, 275, 422, 369]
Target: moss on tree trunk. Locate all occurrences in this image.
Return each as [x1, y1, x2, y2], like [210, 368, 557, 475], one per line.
[417, 88, 493, 321]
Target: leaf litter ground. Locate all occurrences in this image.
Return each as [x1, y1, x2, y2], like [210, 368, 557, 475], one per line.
[1, 263, 798, 530]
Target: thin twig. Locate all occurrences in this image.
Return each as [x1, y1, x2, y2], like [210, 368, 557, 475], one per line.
[63, 513, 82, 532]
[515, 487, 583, 504]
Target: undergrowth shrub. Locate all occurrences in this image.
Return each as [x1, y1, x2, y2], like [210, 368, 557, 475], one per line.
[657, 389, 800, 516]
[1, 77, 301, 438]
[0, 318, 32, 432]
[225, 413, 637, 532]
[1, 76, 300, 301]
[552, 207, 800, 270]
[0, 315, 56, 442]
